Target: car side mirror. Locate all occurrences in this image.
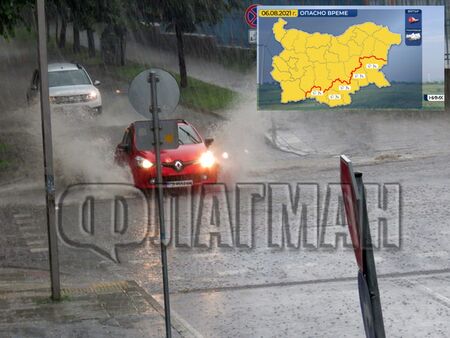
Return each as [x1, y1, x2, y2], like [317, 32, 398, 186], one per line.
[205, 138, 214, 148]
[94, 80, 101, 86]
[118, 143, 129, 152]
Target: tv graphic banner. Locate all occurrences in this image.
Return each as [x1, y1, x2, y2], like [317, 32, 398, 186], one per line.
[257, 6, 445, 110]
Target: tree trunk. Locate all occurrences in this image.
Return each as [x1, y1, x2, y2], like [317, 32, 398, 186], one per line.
[119, 35, 126, 66]
[175, 22, 188, 88]
[55, 15, 59, 44]
[87, 28, 95, 57]
[73, 22, 81, 53]
[46, 15, 50, 41]
[100, 25, 122, 66]
[58, 13, 66, 48]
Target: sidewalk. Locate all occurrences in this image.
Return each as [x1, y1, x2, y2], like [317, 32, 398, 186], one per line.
[266, 109, 450, 159]
[0, 271, 196, 338]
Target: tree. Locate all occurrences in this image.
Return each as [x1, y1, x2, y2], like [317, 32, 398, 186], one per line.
[0, 0, 33, 39]
[52, 0, 68, 48]
[134, 0, 242, 88]
[98, 0, 127, 65]
[65, 0, 80, 53]
[65, 0, 99, 55]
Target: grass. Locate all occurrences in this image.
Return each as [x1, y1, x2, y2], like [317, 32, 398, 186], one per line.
[110, 61, 148, 82]
[51, 44, 238, 113]
[0, 143, 10, 170]
[216, 49, 256, 73]
[0, 160, 9, 170]
[173, 74, 236, 112]
[34, 294, 71, 305]
[258, 82, 443, 111]
[112, 62, 237, 112]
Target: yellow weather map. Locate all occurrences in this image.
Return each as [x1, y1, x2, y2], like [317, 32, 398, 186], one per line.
[271, 18, 401, 107]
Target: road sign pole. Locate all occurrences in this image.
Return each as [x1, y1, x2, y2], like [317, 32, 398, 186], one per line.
[36, 0, 61, 301]
[149, 71, 172, 338]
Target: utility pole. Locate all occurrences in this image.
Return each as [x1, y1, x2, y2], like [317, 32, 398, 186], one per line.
[36, 0, 61, 301]
[149, 71, 172, 338]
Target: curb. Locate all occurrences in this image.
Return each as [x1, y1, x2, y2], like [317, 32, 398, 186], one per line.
[264, 129, 311, 156]
[127, 280, 204, 338]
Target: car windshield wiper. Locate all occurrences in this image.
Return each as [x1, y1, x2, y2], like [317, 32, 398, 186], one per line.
[179, 127, 200, 144]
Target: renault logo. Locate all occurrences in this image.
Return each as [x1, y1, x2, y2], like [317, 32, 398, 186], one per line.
[174, 161, 183, 171]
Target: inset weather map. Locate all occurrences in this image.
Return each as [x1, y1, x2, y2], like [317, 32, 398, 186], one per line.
[257, 6, 445, 110]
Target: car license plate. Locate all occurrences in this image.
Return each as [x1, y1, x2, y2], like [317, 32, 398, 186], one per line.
[164, 180, 193, 188]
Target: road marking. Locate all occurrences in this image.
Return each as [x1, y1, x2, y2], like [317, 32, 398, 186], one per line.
[416, 250, 449, 258]
[12, 212, 50, 256]
[19, 224, 36, 230]
[14, 216, 48, 254]
[13, 213, 32, 220]
[14, 218, 31, 225]
[172, 268, 450, 295]
[407, 280, 450, 308]
[23, 232, 43, 239]
[27, 239, 47, 246]
[30, 247, 48, 253]
[217, 269, 248, 277]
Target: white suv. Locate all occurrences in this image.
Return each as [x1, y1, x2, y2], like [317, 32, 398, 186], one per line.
[27, 62, 102, 114]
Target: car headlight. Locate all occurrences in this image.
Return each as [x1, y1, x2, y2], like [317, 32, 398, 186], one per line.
[87, 91, 98, 100]
[135, 156, 153, 169]
[199, 151, 216, 168]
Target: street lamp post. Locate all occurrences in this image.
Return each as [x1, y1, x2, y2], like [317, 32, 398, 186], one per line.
[36, 0, 61, 301]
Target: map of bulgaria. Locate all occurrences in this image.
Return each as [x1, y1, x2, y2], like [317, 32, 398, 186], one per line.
[271, 19, 402, 107]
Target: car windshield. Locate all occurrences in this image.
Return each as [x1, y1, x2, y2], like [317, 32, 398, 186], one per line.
[178, 124, 201, 145]
[134, 122, 201, 151]
[135, 123, 152, 151]
[48, 69, 91, 87]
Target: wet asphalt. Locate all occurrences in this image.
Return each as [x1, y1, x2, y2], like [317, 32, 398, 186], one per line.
[1, 38, 450, 337]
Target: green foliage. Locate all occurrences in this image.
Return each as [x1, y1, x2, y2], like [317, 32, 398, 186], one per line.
[0, 0, 34, 39]
[0, 143, 8, 152]
[134, 0, 243, 32]
[0, 143, 10, 171]
[13, 25, 36, 41]
[97, 0, 126, 26]
[65, 0, 97, 29]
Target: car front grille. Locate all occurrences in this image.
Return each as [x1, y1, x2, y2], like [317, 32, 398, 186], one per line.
[51, 94, 90, 104]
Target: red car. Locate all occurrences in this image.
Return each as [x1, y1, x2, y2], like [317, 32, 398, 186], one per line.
[115, 120, 218, 189]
